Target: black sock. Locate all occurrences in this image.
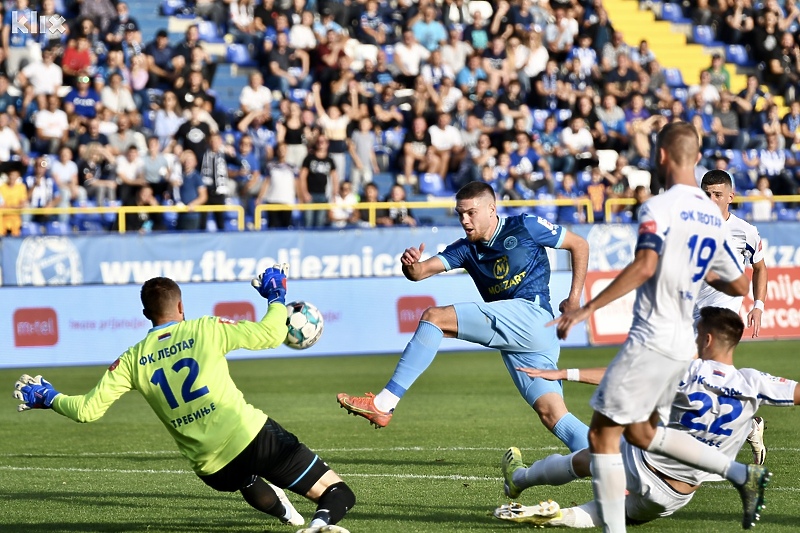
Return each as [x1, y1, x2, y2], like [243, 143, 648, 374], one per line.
[240, 477, 286, 519]
[313, 482, 356, 525]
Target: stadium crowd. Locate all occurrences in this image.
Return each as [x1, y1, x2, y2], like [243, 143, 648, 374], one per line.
[0, 0, 795, 236]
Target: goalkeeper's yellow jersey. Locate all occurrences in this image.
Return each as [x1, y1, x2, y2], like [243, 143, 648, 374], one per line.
[52, 302, 288, 476]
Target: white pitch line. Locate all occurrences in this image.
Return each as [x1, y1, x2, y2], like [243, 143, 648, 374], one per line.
[4, 445, 800, 459]
[2, 465, 800, 492]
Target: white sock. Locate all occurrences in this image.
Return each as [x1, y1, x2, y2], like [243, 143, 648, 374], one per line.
[646, 426, 745, 483]
[590, 453, 627, 533]
[513, 451, 581, 491]
[373, 389, 401, 413]
[556, 502, 601, 528]
[309, 518, 327, 527]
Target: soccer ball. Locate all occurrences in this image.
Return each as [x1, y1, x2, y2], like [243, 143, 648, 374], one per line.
[284, 301, 324, 350]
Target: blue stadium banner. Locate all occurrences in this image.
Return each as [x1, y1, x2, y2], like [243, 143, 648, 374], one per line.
[1, 228, 467, 286]
[0, 273, 587, 368]
[2, 223, 797, 287]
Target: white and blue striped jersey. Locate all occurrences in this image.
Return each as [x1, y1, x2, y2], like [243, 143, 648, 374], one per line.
[644, 358, 796, 485]
[694, 212, 764, 316]
[631, 184, 744, 360]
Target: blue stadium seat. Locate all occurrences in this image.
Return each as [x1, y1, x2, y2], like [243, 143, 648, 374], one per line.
[381, 45, 395, 65]
[372, 172, 395, 198]
[776, 207, 798, 221]
[160, 0, 186, 16]
[660, 2, 690, 23]
[664, 68, 687, 88]
[226, 44, 257, 67]
[45, 221, 70, 235]
[20, 221, 42, 236]
[556, 109, 573, 125]
[726, 45, 756, 67]
[531, 109, 551, 132]
[693, 25, 724, 47]
[419, 172, 450, 196]
[577, 170, 592, 192]
[671, 87, 688, 103]
[197, 21, 225, 44]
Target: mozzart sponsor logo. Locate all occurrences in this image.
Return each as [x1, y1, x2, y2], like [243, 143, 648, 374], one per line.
[396, 296, 436, 333]
[213, 302, 256, 322]
[13, 307, 59, 347]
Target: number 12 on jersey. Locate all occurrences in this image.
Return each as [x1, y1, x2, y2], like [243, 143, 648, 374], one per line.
[151, 358, 210, 409]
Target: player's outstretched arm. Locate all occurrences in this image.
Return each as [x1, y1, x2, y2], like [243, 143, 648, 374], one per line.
[705, 270, 749, 297]
[557, 231, 589, 313]
[748, 259, 768, 337]
[548, 248, 658, 340]
[516, 367, 607, 385]
[401, 243, 445, 281]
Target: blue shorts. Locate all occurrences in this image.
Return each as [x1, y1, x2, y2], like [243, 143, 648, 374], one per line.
[454, 298, 563, 406]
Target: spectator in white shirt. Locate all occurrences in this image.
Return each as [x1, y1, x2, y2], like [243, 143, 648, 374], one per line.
[328, 181, 360, 228]
[34, 94, 69, 154]
[17, 47, 63, 96]
[560, 116, 596, 171]
[101, 72, 137, 116]
[428, 112, 464, 177]
[50, 146, 85, 221]
[239, 71, 274, 114]
[0, 113, 23, 165]
[394, 29, 431, 88]
[115, 144, 148, 204]
[289, 10, 318, 51]
[687, 70, 721, 105]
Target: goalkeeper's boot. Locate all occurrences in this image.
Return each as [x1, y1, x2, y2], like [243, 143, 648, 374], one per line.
[736, 464, 771, 530]
[336, 392, 392, 428]
[502, 447, 527, 499]
[272, 485, 305, 526]
[493, 501, 563, 526]
[295, 525, 350, 533]
[746, 417, 767, 465]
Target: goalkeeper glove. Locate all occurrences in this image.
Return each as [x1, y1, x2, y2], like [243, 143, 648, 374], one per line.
[252, 263, 289, 305]
[13, 374, 61, 411]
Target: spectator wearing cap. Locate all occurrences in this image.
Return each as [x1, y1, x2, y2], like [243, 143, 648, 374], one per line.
[33, 94, 69, 154]
[17, 47, 63, 96]
[61, 35, 95, 87]
[145, 29, 178, 90]
[64, 73, 102, 128]
[2, 0, 37, 78]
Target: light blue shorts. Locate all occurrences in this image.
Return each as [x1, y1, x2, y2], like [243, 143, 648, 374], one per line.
[453, 298, 563, 406]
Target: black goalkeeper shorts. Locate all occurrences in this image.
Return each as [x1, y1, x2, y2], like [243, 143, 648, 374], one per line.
[199, 418, 330, 495]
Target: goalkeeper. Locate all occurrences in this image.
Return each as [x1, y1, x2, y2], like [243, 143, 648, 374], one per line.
[12, 267, 355, 533]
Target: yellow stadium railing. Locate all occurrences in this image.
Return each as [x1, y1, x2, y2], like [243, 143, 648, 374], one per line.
[0, 204, 245, 233]
[254, 198, 596, 229]
[604, 195, 800, 222]
[9, 194, 797, 235]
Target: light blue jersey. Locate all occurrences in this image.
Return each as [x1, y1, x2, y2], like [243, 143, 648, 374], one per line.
[438, 214, 566, 316]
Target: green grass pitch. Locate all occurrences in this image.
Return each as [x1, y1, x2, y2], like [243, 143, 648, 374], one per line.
[2, 342, 799, 532]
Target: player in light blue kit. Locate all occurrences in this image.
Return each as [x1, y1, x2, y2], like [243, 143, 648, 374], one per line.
[338, 181, 591, 453]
